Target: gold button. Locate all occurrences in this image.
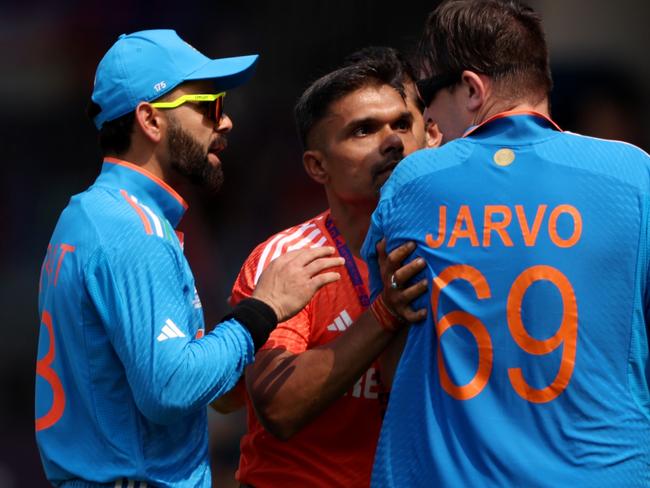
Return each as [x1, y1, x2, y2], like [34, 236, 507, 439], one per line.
[494, 148, 515, 166]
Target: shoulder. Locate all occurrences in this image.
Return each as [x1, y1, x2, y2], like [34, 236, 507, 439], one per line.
[541, 132, 650, 188]
[560, 131, 650, 159]
[381, 142, 473, 201]
[73, 187, 182, 271]
[241, 211, 331, 287]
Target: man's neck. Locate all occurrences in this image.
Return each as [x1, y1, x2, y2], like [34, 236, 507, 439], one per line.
[327, 196, 374, 258]
[475, 97, 550, 127]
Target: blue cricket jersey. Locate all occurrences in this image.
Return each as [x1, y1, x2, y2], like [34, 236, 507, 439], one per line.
[362, 112, 650, 487]
[36, 158, 255, 487]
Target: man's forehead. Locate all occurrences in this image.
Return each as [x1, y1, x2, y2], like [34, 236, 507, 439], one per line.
[326, 84, 407, 121]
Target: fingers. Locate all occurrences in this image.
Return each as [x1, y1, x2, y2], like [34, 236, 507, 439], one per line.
[384, 241, 417, 271]
[288, 246, 337, 266]
[376, 238, 388, 261]
[309, 271, 342, 290]
[392, 257, 426, 287]
[305, 256, 345, 276]
[397, 278, 428, 303]
[401, 307, 427, 323]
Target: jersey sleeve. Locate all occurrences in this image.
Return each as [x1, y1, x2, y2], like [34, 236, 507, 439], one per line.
[84, 235, 255, 425]
[231, 241, 312, 354]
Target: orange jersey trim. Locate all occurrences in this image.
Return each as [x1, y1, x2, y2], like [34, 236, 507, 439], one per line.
[104, 157, 188, 210]
[120, 189, 153, 235]
[463, 110, 562, 138]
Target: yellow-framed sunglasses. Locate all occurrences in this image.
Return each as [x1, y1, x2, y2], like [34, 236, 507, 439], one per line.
[151, 92, 226, 123]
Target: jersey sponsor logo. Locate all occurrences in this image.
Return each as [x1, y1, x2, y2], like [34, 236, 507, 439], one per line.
[156, 318, 186, 342]
[253, 220, 328, 284]
[426, 204, 582, 249]
[327, 309, 353, 332]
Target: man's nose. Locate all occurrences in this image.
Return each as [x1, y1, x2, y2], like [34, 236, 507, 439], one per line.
[379, 129, 405, 155]
[216, 113, 233, 133]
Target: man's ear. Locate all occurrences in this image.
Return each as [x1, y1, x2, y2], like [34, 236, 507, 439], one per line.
[134, 102, 164, 144]
[461, 70, 488, 113]
[425, 121, 443, 148]
[303, 150, 329, 185]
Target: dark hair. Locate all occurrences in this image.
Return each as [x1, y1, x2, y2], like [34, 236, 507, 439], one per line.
[87, 100, 135, 156]
[295, 48, 409, 148]
[417, 0, 552, 102]
[342, 46, 424, 112]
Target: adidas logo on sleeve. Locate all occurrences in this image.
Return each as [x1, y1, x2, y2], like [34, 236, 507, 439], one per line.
[157, 318, 186, 342]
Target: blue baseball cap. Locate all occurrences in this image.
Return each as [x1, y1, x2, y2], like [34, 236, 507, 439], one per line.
[91, 29, 259, 129]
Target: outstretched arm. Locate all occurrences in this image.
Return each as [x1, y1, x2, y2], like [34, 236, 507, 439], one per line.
[246, 241, 427, 440]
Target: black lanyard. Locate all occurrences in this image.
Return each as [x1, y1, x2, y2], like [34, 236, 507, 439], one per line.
[324, 215, 370, 309]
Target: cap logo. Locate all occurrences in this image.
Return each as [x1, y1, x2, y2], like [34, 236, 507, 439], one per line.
[154, 81, 167, 92]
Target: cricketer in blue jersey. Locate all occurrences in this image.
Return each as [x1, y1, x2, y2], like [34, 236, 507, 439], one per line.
[362, 1, 650, 486]
[35, 30, 344, 487]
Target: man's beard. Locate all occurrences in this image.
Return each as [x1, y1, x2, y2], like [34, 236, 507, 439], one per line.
[167, 118, 224, 193]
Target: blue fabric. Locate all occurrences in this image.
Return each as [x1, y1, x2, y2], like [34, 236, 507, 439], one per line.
[362, 114, 650, 487]
[36, 160, 255, 487]
[91, 29, 258, 128]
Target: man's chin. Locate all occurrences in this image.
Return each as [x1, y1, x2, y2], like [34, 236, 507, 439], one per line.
[197, 168, 224, 194]
[207, 151, 222, 167]
[373, 169, 394, 190]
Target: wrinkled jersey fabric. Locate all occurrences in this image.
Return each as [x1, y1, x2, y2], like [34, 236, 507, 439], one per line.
[36, 158, 254, 487]
[362, 113, 650, 487]
[232, 210, 383, 487]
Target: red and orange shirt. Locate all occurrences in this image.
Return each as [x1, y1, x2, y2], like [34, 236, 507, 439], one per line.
[231, 210, 383, 488]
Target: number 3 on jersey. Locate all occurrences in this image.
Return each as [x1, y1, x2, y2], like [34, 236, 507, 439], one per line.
[432, 264, 577, 403]
[36, 311, 66, 431]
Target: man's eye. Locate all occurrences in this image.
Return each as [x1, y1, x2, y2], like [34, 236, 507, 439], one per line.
[353, 125, 371, 137]
[395, 118, 412, 131]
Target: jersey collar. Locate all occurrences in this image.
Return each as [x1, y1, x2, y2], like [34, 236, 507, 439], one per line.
[97, 158, 188, 227]
[462, 110, 562, 144]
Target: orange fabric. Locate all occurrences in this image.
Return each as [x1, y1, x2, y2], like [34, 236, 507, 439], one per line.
[105, 157, 188, 210]
[230, 210, 383, 488]
[36, 311, 66, 431]
[462, 110, 563, 138]
[120, 190, 153, 235]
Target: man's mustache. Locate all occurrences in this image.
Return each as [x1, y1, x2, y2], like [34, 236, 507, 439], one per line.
[371, 153, 405, 181]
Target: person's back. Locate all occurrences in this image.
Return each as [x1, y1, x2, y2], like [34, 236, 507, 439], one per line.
[365, 112, 650, 486]
[362, 1, 650, 486]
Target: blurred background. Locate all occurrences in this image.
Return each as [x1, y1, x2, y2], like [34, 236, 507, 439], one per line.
[1, 0, 648, 486]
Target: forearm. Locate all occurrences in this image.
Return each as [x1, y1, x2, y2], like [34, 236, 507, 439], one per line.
[135, 319, 254, 423]
[248, 310, 396, 439]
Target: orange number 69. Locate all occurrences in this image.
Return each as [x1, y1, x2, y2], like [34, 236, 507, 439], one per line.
[432, 264, 577, 403]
